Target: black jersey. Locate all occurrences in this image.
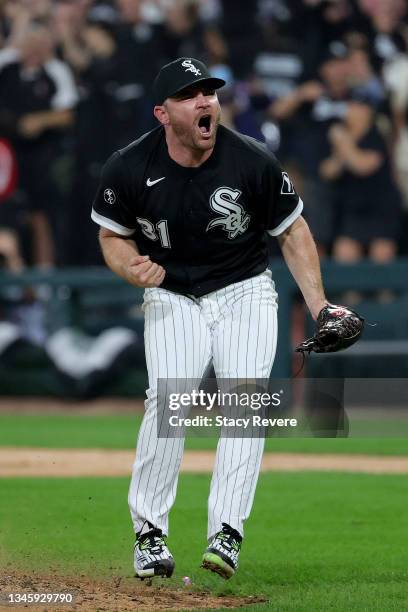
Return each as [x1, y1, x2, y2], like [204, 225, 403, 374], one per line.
[91, 124, 303, 297]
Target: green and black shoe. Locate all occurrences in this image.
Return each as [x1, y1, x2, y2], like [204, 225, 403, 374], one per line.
[201, 523, 242, 579]
[134, 521, 175, 578]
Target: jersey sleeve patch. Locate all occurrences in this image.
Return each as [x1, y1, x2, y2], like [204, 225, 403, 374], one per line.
[267, 197, 303, 236]
[259, 155, 303, 234]
[280, 171, 296, 195]
[91, 152, 136, 235]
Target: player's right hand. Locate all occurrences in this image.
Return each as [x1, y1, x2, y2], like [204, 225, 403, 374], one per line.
[126, 255, 166, 288]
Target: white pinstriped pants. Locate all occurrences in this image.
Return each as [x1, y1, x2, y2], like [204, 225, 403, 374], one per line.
[128, 270, 278, 539]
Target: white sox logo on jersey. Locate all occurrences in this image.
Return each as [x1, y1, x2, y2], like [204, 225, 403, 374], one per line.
[181, 59, 201, 76]
[206, 187, 250, 239]
[104, 188, 116, 205]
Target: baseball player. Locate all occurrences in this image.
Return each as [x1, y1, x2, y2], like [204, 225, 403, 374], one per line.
[91, 57, 329, 580]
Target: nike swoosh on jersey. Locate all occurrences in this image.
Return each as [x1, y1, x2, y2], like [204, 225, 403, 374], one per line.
[146, 177, 166, 187]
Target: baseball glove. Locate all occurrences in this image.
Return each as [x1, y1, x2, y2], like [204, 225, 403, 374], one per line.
[295, 303, 364, 354]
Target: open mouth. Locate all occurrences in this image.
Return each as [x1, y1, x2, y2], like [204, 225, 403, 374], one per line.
[198, 114, 212, 136]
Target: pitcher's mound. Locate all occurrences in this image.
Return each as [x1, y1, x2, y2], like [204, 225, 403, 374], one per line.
[0, 571, 266, 611]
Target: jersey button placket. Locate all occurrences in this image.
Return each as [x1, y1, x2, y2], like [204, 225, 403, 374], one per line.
[186, 177, 195, 219]
[181, 177, 196, 293]
[189, 178, 193, 216]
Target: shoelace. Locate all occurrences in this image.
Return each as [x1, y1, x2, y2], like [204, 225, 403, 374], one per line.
[219, 523, 242, 552]
[138, 528, 166, 554]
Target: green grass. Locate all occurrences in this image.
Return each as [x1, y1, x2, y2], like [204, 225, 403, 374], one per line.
[1, 473, 407, 611]
[0, 413, 407, 455]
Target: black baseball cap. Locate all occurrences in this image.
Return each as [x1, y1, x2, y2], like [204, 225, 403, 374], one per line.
[153, 57, 226, 105]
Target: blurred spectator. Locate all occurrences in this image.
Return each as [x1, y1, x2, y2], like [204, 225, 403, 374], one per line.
[320, 101, 402, 263]
[253, 3, 303, 101]
[297, 0, 370, 79]
[270, 44, 351, 165]
[56, 1, 158, 264]
[159, 0, 205, 61]
[269, 44, 352, 252]
[202, 26, 235, 128]
[54, 1, 157, 147]
[64, 12, 125, 265]
[52, 0, 93, 73]
[383, 23, 408, 211]
[203, 26, 231, 82]
[0, 0, 406, 265]
[0, 229, 24, 272]
[115, 0, 163, 110]
[0, 136, 27, 263]
[1, 0, 53, 46]
[218, 0, 261, 79]
[348, 46, 386, 110]
[0, 21, 78, 267]
[358, 0, 407, 72]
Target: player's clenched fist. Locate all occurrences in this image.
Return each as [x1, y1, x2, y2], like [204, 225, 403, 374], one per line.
[126, 255, 166, 288]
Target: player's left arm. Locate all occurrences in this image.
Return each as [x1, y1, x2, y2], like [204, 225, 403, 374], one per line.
[277, 215, 327, 320]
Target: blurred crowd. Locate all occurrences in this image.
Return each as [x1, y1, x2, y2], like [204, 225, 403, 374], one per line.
[0, 0, 408, 270]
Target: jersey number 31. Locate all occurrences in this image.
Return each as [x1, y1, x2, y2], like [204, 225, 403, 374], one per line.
[136, 217, 171, 248]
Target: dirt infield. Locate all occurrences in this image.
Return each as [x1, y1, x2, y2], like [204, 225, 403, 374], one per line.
[1, 448, 408, 477]
[0, 571, 265, 612]
[2, 401, 406, 611]
[1, 397, 407, 476]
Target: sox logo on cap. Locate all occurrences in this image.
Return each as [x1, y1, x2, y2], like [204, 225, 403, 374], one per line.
[181, 59, 201, 76]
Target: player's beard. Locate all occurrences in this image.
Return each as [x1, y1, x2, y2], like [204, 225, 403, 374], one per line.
[171, 107, 221, 152]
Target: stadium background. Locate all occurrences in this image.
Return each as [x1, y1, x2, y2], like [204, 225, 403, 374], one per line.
[0, 1, 407, 611]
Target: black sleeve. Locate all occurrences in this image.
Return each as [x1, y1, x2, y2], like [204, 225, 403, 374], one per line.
[91, 152, 136, 236]
[260, 154, 303, 236]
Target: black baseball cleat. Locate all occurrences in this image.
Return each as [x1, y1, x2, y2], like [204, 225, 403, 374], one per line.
[201, 523, 242, 579]
[134, 520, 175, 579]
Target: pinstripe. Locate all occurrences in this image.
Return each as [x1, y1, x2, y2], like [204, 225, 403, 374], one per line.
[155, 295, 187, 523]
[142, 294, 168, 520]
[208, 292, 215, 326]
[245, 278, 254, 375]
[156, 428, 177, 520]
[255, 281, 262, 375]
[178, 296, 187, 375]
[169, 299, 178, 383]
[130, 286, 214, 534]
[236, 435, 253, 520]
[129, 271, 278, 544]
[236, 279, 256, 523]
[262, 278, 271, 374]
[226, 278, 254, 525]
[140, 298, 158, 516]
[207, 272, 278, 538]
[221, 287, 228, 378]
[198, 304, 203, 374]
[189, 302, 195, 377]
[149, 296, 171, 518]
[219, 280, 245, 526]
[226, 436, 243, 526]
[244, 280, 264, 516]
[209, 280, 237, 535]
